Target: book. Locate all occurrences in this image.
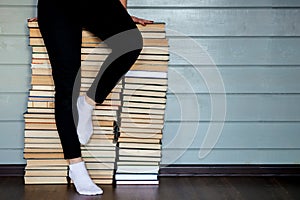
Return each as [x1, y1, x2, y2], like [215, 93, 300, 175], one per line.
[24, 148, 63, 153]
[124, 84, 168, 92]
[25, 123, 57, 130]
[24, 138, 60, 144]
[118, 142, 161, 150]
[117, 161, 160, 166]
[118, 149, 161, 158]
[25, 166, 67, 170]
[24, 176, 68, 184]
[29, 89, 120, 99]
[126, 77, 168, 85]
[81, 150, 116, 158]
[123, 89, 166, 97]
[25, 158, 113, 166]
[117, 137, 161, 144]
[115, 173, 158, 181]
[120, 116, 164, 124]
[125, 70, 167, 79]
[122, 96, 166, 104]
[120, 117, 164, 124]
[121, 107, 166, 115]
[118, 156, 161, 162]
[116, 165, 159, 174]
[25, 117, 55, 123]
[31, 68, 52, 75]
[24, 152, 64, 159]
[129, 64, 168, 72]
[25, 169, 67, 177]
[31, 75, 54, 85]
[122, 103, 166, 111]
[120, 126, 164, 133]
[24, 176, 114, 184]
[27, 96, 55, 102]
[119, 132, 163, 140]
[120, 122, 164, 129]
[115, 180, 159, 185]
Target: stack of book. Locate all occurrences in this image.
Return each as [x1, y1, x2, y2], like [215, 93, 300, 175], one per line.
[115, 23, 169, 185]
[24, 20, 169, 185]
[24, 21, 121, 184]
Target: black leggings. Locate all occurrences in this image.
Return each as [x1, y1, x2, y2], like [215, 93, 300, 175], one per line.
[37, 0, 143, 159]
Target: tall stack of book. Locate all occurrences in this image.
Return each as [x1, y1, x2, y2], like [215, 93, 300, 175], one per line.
[24, 21, 121, 184]
[24, 20, 168, 185]
[115, 23, 169, 185]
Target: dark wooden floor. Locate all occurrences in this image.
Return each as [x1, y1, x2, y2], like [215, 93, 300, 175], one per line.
[0, 176, 299, 200]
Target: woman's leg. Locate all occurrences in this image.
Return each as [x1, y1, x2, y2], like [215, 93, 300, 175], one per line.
[37, 0, 82, 160]
[37, 0, 102, 195]
[81, 0, 143, 103]
[75, 0, 143, 143]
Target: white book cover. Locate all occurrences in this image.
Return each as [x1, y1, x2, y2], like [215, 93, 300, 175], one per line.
[125, 70, 167, 79]
[117, 165, 159, 174]
[31, 63, 51, 69]
[115, 173, 158, 180]
[116, 180, 159, 185]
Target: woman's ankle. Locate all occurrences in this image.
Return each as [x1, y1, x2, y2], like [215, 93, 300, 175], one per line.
[68, 157, 83, 165]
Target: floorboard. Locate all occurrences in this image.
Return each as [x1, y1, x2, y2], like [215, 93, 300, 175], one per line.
[0, 176, 299, 200]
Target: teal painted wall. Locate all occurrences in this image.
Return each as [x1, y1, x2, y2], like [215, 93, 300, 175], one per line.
[0, 0, 300, 164]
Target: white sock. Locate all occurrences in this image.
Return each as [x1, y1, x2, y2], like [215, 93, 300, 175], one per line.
[69, 161, 103, 195]
[76, 95, 94, 145]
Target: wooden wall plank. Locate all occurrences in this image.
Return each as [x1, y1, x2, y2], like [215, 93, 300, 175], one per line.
[1, 121, 299, 150]
[129, 9, 300, 36]
[162, 122, 300, 148]
[161, 149, 300, 164]
[0, 149, 26, 164]
[0, 93, 28, 121]
[2, 7, 300, 36]
[0, 36, 31, 65]
[0, 122, 24, 148]
[129, 0, 300, 7]
[3, 65, 300, 94]
[2, 0, 300, 8]
[168, 66, 300, 93]
[165, 94, 300, 121]
[2, 93, 300, 122]
[0, 7, 33, 35]
[2, 36, 300, 65]
[0, 66, 31, 92]
[168, 38, 300, 65]
[0, 0, 36, 6]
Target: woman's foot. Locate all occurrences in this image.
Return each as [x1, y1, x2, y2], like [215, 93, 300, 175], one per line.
[69, 161, 103, 195]
[76, 95, 94, 145]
